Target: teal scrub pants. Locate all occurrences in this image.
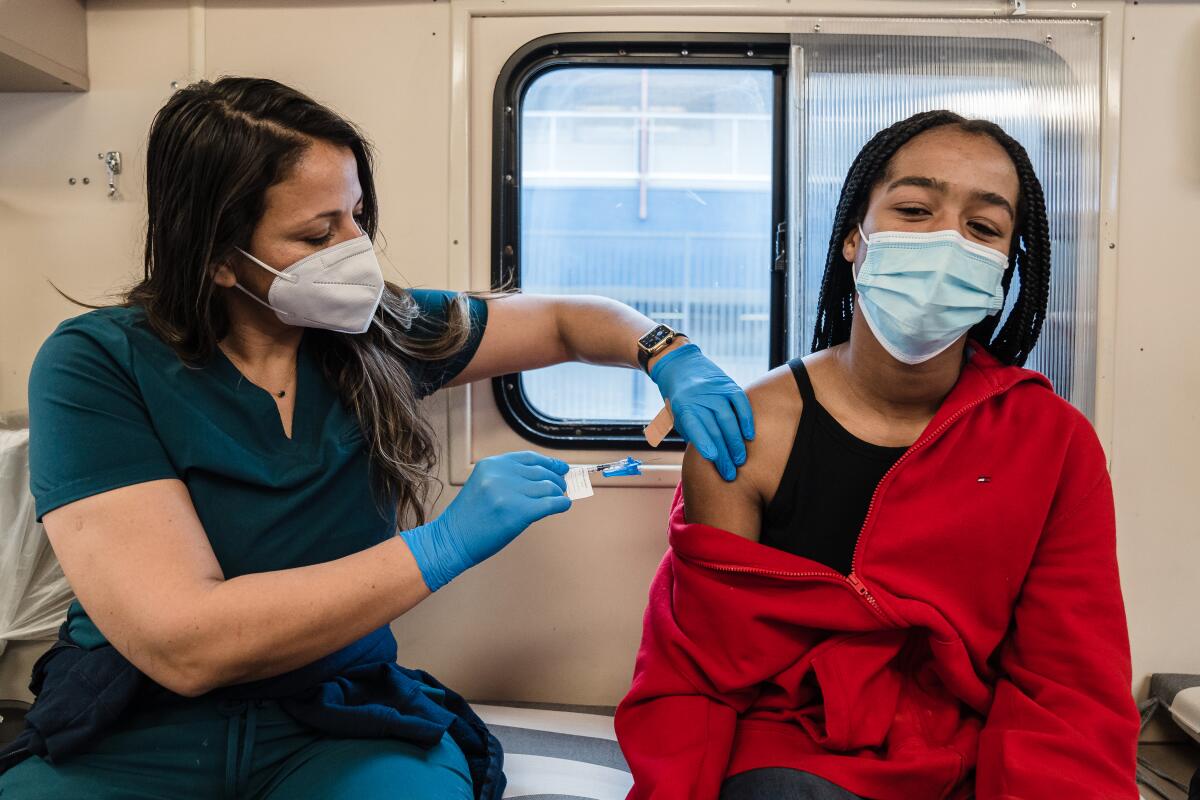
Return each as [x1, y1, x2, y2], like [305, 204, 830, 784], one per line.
[0, 696, 473, 800]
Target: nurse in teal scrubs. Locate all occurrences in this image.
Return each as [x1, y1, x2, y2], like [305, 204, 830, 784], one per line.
[0, 78, 754, 799]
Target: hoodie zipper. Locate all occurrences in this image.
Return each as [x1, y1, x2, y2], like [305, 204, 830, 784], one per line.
[693, 383, 1005, 625]
[848, 385, 1004, 577]
[693, 557, 893, 623]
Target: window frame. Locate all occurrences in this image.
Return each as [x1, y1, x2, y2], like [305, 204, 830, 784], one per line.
[490, 32, 791, 449]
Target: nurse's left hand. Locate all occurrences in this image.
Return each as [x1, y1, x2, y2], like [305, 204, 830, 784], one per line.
[649, 343, 754, 482]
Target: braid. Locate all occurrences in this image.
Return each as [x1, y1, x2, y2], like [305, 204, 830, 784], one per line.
[974, 128, 1051, 366]
[811, 111, 1052, 367]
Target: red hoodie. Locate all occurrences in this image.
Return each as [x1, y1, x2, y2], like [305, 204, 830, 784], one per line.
[615, 349, 1138, 800]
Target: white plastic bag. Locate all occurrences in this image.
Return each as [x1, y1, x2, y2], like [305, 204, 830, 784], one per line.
[0, 426, 73, 660]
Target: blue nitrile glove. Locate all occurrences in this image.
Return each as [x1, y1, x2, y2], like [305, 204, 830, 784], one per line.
[400, 451, 571, 591]
[650, 343, 755, 482]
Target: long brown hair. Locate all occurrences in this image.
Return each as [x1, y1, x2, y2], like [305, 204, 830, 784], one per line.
[132, 76, 471, 526]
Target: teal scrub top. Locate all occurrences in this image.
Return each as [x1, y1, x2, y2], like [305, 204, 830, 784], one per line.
[27, 291, 487, 650]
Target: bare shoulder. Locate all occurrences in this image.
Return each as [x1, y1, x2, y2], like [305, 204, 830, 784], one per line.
[681, 363, 803, 540]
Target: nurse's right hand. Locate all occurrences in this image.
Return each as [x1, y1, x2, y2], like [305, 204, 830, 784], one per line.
[400, 450, 571, 592]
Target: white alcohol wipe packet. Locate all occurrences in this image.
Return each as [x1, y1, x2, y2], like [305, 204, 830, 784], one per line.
[565, 467, 594, 500]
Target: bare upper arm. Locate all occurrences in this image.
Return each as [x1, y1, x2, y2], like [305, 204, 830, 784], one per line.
[42, 479, 223, 689]
[681, 365, 802, 541]
[682, 443, 761, 538]
[446, 294, 569, 386]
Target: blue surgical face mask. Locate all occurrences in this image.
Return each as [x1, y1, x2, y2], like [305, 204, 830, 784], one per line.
[854, 225, 1009, 365]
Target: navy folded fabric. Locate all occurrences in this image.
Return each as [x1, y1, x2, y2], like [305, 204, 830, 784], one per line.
[0, 623, 504, 800]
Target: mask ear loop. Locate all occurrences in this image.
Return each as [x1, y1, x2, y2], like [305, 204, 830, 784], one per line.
[852, 223, 872, 288]
[231, 282, 292, 318]
[235, 247, 299, 284]
[229, 247, 296, 318]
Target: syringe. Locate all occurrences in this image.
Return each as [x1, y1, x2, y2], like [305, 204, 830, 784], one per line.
[565, 456, 645, 500]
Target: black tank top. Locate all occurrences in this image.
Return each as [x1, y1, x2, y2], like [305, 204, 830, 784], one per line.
[760, 359, 908, 575]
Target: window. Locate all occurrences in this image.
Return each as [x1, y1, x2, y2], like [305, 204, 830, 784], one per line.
[493, 25, 1102, 447]
[493, 36, 790, 448]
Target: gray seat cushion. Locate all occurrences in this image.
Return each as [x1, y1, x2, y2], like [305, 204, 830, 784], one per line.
[474, 703, 631, 800]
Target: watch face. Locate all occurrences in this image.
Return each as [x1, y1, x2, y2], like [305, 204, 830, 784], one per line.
[639, 325, 673, 350]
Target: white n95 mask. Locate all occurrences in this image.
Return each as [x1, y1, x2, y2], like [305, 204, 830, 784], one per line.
[854, 225, 1008, 365]
[233, 234, 385, 334]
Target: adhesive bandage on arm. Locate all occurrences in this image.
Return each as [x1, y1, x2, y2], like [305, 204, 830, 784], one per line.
[644, 403, 674, 447]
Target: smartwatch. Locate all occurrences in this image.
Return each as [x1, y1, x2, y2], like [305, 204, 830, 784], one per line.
[637, 324, 685, 373]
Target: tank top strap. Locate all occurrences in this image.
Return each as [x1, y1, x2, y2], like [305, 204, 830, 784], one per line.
[787, 357, 818, 408]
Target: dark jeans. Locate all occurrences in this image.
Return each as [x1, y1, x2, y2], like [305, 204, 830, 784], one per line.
[719, 768, 864, 800]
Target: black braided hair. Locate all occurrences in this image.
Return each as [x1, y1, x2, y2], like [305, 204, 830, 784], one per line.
[810, 110, 1050, 367]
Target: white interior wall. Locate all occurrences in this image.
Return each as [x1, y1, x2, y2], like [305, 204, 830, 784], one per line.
[0, 0, 1196, 736]
[1110, 0, 1200, 732]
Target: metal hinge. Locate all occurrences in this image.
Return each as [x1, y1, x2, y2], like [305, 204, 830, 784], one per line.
[773, 221, 787, 273]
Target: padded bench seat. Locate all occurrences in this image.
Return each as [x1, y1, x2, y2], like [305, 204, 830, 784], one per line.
[474, 704, 631, 800]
